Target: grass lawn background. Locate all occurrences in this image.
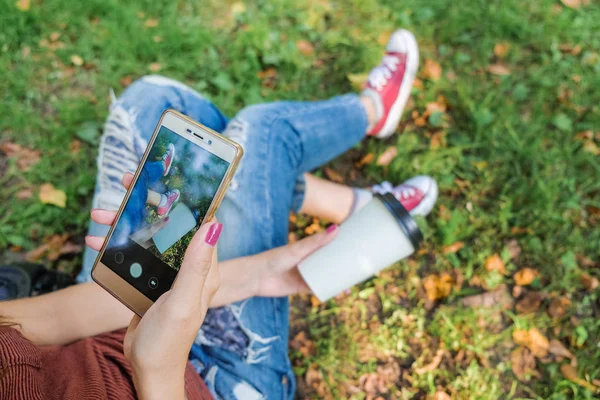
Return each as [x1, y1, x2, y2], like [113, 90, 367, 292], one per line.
[1, 0, 599, 398]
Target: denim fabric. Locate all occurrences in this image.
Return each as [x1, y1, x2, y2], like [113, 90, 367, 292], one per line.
[78, 75, 368, 399]
[111, 161, 164, 246]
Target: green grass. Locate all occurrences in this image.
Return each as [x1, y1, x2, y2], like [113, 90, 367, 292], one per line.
[1, 0, 599, 398]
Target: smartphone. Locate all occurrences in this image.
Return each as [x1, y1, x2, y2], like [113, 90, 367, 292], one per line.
[91, 109, 242, 316]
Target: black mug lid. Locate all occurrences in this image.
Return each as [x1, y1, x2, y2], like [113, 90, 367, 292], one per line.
[374, 193, 423, 249]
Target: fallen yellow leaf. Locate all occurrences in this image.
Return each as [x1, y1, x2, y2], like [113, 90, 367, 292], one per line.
[560, 364, 598, 392]
[442, 241, 465, 254]
[423, 273, 454, 301]
[376, 146, 398, 166]
[148, 62, 162, 72]
[39, 183, 67, 208]
[71, 55, 84, 66]
[296, 39, 314, 56]
[145, 18, 159, 28]
[494, 42, 510, 58]
[422, 58, 442, 81]
[512, 328, 549, 358]
[514, 268, 538, 286]
[561, 0, 590, 9]
[377, 31, 392, 46]
[230, 2, 246, 16]
[487, 63, 511, 75]
[15, 0, 30, 11]
[485, 253, 507, 275]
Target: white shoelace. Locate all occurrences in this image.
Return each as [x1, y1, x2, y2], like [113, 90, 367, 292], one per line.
[372, 181, 416, 199]
[367, 54, 401, 90]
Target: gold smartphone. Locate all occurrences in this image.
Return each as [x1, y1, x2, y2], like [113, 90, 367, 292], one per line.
[91, 109, 242, 316]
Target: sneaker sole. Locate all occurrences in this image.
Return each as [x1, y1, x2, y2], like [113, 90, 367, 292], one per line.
[375, 30, 420, 139]
[163, 144, 175, 176]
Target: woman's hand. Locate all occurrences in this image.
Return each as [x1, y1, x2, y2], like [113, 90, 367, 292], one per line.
[86, 173, 221, 400]
[125, 220, 220, 400]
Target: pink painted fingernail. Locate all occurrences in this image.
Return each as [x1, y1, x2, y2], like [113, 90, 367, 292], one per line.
[205, 223, 223, 246]
[326, 224, 338, 234]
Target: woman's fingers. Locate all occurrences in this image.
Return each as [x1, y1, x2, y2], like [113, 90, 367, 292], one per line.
[265, 224, 338, 273]
[169, 221, 222, 310]
[122, 172, 134, 189]
[85, 235, 107, 251]
[90, 209, 118, 225]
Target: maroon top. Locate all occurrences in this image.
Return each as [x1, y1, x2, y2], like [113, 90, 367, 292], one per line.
[0, 327, 212, 400]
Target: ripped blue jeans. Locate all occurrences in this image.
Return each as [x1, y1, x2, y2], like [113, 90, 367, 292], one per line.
[77, 75, 368, 399]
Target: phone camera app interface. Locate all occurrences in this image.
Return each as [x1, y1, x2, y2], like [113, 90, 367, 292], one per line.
[101, 126, 230, 301]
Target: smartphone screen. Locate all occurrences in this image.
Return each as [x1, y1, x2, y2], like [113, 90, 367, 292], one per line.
[100, 125, 230, 301]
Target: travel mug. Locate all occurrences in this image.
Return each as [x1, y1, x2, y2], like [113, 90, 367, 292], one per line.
[298, 193, 423, 301]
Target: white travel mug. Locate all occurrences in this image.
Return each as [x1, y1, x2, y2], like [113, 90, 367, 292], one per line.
[298, 193, 423, 301]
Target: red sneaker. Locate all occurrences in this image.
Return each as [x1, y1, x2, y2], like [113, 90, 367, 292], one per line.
[363, 29, 419, 138]
[372, 176, 438, 217]
[162, 143, 175, 176]
[157, 189, 180, 217]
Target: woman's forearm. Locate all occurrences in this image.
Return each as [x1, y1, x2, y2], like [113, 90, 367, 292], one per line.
[0, 282, 133, 346]
[210, 255, 262, 307]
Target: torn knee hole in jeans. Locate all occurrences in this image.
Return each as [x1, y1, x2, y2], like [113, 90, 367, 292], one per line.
[195, 301, 279, 364]
[222, 118, 248, 192]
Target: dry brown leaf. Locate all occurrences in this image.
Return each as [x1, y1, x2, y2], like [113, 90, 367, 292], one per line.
[511, 226, 533, 235]
[485, 253, 507, 275]
[511, 346, 538, 380]
[15, 0, 30, 11]
[506, 239, 521, 259]
[145, 18, 159, 27]
[355, 153, 375, 168]
[422, 59, 442, 81]
[148, 62, 162, 72]
[26, 234, 82, 261]
[493, 42, 510, 58]
[296, 40, 314, 56]
[583, 140, 600, 155]
[430, 131, 446, 150]
[549, 339, 575, 361]
[423, 273, 454, 301]
[414, 349, 445, 375]
[305, 365, 323, 386]
[71, 55, 84, 66]
[39, 183, 67, 208]
[257, 67, 277, 80]
[561, 0, 590, 9]
[1, 142, 41, 171]
[16, 188, 33, 199]
[376, 146, 398, 166]
[548, 296, 571, 318]
[442, 241, 465, 254]
[580, 273, 599, 291]
[69, 139, 82, 155]
[487, 63, 511, 75]
[516, 291, 543, 314]
[323, 167, 344, 183]
[514, 268, 538, 286]
[49, 32, 60, 42]
[512, 328, 549, 358]
[120, 75, 133, 87]
[560, 364, 598, 392]
[461, 285, 514, 309]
